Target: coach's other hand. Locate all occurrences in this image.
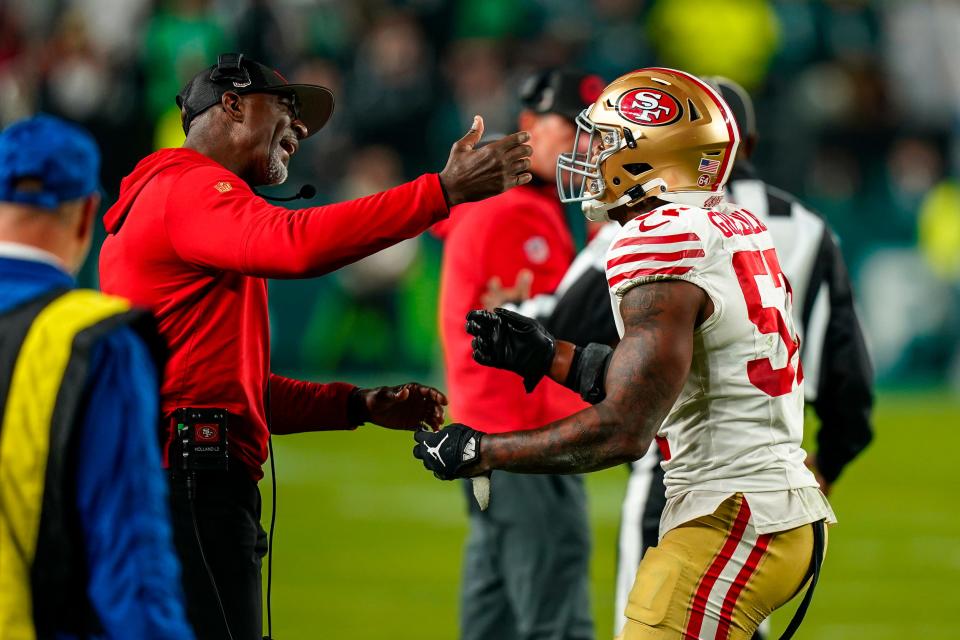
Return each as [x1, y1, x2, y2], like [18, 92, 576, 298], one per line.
[481, 269, 534, 310]
[438, 115, 533, 206]
[353, 383, 447, 431]
[466, 308, 555, 392]
[413, 424, 484, 480]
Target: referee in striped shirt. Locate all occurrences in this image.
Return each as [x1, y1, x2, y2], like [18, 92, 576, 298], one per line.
[483, 76, 874, 639]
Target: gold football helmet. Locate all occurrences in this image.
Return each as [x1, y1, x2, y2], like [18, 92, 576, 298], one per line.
[556, 67, 740, 221]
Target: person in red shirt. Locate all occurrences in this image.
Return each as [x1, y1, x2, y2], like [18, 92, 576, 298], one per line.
[99, 53, 533, 640]
[435, 69, 605, 640]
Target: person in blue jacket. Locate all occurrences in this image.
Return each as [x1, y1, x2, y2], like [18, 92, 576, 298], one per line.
[0, 114, 194, 639]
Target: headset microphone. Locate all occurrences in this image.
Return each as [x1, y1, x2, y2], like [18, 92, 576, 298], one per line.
[255, 184, 317, 202]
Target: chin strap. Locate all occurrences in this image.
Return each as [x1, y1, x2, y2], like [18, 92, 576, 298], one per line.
[583, 182, 731, 220]
[582, 178, 668, 221]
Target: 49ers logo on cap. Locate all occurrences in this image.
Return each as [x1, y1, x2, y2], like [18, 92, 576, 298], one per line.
[616, 88, 682, 126]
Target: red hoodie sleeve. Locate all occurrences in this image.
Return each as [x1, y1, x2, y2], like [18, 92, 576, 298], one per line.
[164, 165, 448, 278]
[268, 374, 358, 434]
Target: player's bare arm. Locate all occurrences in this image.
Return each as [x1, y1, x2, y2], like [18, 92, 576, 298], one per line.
[414, 280, 710, 477]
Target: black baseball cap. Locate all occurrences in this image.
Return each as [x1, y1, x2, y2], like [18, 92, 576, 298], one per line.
[176, 53, 334, 138]
[519, 69, 606, 122]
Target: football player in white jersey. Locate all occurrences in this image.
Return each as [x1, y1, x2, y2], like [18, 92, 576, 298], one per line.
[414, 68, 835, 640]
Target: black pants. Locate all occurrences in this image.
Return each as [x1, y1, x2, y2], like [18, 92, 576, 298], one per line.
[168, 467, 267, 640]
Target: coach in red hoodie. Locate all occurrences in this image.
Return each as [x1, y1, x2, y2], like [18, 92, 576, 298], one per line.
[99, 53, 532, 640]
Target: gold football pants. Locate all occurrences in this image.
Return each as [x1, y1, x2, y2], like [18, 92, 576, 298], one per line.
[618, 493, 825, 640]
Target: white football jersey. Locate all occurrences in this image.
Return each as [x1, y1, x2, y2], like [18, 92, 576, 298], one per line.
[606, 203, 823, 503]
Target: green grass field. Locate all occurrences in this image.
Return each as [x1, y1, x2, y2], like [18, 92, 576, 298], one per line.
[260, 390, 960, 639]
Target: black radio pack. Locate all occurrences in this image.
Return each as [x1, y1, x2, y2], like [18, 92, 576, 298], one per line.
[174, 407, 229, 472]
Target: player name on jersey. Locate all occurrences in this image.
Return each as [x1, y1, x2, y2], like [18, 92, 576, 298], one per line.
[708, 208, 769, 238]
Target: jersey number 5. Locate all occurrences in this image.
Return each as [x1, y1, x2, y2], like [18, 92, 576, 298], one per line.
[731, 249, 802, 397]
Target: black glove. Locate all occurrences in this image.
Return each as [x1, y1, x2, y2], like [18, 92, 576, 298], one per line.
[413, 423, 483, 480]
[465, 308, 555, 392]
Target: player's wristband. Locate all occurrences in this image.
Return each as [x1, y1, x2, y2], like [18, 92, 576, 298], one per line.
[564, 343, 613, 404]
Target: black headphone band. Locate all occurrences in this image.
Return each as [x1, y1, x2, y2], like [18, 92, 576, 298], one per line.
[210, 53, 251, 86]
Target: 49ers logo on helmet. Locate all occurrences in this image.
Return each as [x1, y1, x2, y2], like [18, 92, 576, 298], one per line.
[616, 88, 682, 126]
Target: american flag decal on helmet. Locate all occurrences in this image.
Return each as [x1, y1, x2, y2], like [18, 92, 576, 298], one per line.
[698, 158, 721, 175]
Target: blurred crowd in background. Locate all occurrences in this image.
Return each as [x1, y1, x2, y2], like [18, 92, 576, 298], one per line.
[1, 0, 958, 388]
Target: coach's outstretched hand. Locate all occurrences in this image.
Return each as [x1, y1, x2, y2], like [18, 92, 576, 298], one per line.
[413, 424, 484, 480]
[466, 308, 555, 392]
[352, 383, 447, 431]
[438, 115, 533, 206]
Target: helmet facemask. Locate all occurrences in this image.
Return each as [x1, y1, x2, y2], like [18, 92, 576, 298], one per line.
[556, 109, 648, 222]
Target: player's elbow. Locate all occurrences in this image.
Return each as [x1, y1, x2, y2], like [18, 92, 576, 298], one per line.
[636, 434, 656, 459]
[600, 405, 652, 462]
[616, 416, 652, 460]
[594, 393, 656, 462]
[622, 433, 653, 462]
